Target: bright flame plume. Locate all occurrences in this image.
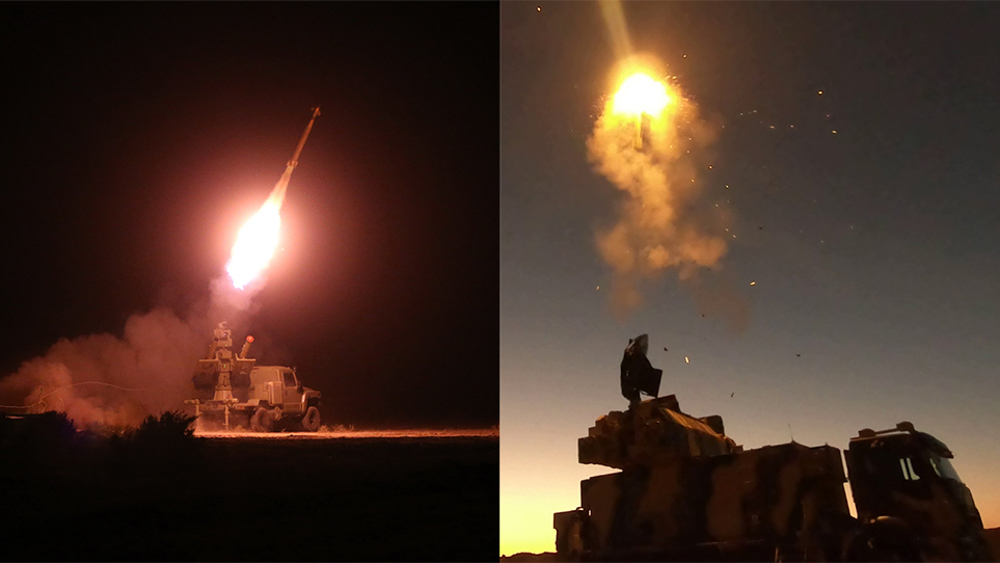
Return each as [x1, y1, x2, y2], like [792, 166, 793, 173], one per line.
[612, 73, 672, 118]
[226, 168, 293, 290]
[225, 107, 320, 291]
[588, 59, 728, 313]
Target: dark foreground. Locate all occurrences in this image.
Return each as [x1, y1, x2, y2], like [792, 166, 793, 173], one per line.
[1, 416, 497, 561]
[503, 529, 1000, 562]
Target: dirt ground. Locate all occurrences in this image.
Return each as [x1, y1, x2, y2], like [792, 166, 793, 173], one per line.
[2, 431, 497, 561]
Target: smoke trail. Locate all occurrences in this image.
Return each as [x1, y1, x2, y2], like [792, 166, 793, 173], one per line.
[589, 61, 734, 318]
[599, 0, 633, 60]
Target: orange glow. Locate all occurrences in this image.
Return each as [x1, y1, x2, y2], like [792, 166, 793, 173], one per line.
[501, 452, 603, 558]
[501, 492, 568, 556]
[226, 193, 283, 289]
[611, 72, 671, 118]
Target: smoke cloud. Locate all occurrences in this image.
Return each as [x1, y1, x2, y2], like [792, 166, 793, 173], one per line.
[0, 275, 265, 428]
[589, 62, 744, 326]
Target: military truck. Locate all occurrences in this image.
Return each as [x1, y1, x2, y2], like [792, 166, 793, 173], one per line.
[553, 396, 992, 562]
[185, 323, 322, 432]
[842, 422, 989, 562]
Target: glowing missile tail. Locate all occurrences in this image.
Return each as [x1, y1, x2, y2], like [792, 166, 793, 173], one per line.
[612, 73, 670, 118]
[228, 202, 281, 289]
[226, 107, 321, 289]
[611, 73, 671, 150]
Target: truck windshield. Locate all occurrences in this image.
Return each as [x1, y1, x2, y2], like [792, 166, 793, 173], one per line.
[930, 455, 964, 483]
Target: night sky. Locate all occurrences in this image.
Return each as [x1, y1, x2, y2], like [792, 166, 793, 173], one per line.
[501, 2, 1000, 556]
[1, 3, 498, 429]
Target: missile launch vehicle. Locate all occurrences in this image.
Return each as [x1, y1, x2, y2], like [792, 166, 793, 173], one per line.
[185, 322, 322, 432]
[552, 336, 992, 562]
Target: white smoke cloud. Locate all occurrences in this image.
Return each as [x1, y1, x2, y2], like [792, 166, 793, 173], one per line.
[0, 275, 264, 427]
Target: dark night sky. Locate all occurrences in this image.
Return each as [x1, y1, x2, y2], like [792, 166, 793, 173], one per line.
[1, 3, 498, 429]
[501, 2, 1000, 555]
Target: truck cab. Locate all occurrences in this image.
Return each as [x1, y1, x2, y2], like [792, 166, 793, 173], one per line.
[248, 366, 310, 413]
[246, 365, 322, 430]
[844, 422, 990, 561]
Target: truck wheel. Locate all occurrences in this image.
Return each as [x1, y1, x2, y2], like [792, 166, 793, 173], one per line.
[251, 407, 273, 432]
[844, 523, 922, 562]
[302, 406, 321, 432]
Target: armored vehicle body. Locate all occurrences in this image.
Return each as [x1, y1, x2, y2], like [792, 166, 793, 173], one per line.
[555, 400, 992, 562]
[553, 336, 991, 561]
[579, 395, 739, 469]
[842, 423, 991, 561]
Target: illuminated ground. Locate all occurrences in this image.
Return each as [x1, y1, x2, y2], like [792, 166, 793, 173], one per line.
[195, 428, 499, 439]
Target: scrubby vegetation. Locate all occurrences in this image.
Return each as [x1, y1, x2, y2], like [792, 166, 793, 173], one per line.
[1, 410, 204, 503]
[0, 409, 200, 455]
[110, 411, 203, 474]
[0, 410, 78, 452]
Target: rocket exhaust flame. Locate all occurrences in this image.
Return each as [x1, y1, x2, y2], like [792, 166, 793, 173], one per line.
[226, 192, 283, 290]
[589, 60, 730, 314]
[226, 108, 321, 290]
[612, 73, 672, 118]
[612, 72, 672, 150]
